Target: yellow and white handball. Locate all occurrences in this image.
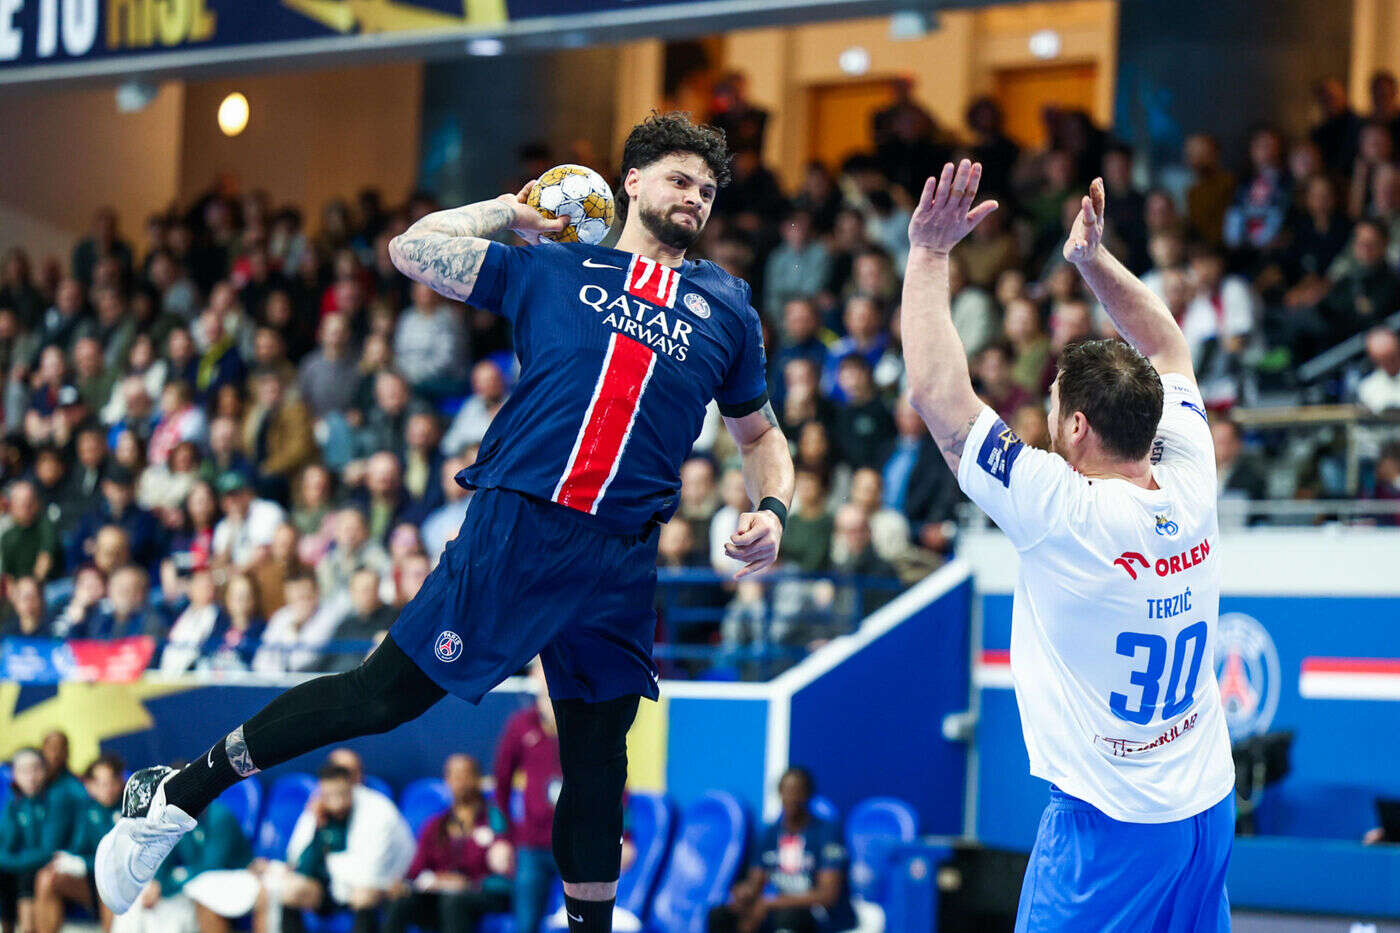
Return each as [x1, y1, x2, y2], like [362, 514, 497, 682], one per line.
[527, 164, 615, 245]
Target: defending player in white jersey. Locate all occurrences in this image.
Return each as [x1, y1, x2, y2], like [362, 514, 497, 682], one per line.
[902, 162, 1234, 932]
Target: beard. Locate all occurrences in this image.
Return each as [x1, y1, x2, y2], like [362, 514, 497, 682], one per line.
[638, 200, 703, 251]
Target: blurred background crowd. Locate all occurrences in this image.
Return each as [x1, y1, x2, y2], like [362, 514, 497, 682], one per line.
[2, 66, 1400, 679]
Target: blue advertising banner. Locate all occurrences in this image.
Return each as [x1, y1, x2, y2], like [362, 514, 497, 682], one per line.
[0, 0, 896, 85]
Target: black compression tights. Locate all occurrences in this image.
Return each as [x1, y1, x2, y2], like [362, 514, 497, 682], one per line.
[164, 635, 446, 816]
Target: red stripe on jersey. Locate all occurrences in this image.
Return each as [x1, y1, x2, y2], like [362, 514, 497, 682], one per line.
[625, 254, 678, 308]
[553, 333, 657, 515]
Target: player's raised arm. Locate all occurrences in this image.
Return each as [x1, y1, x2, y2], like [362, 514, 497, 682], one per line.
[901, 160, 1001, 473]
[1064, 178, 1195, 382]
[388, 181, 566, 303]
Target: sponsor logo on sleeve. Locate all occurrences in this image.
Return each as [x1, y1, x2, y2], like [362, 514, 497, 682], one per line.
[976, 418, 1024, 488]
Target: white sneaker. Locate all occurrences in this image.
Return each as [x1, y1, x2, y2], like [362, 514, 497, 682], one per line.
[95, 766, 197, 914]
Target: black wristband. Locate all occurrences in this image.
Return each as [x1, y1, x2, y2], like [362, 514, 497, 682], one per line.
[758, 496, 788, 529]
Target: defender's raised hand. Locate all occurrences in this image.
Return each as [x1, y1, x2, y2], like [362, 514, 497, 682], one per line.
[1063, 176, 1107, 264]
[908, 159, 999, 255]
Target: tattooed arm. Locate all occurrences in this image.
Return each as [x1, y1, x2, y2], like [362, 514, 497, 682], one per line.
[721, 402, 795, 578]
[387, 182, 565, 303]
[901, 160, 1001, 473]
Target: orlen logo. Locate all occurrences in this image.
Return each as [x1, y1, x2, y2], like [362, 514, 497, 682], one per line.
[1114, 538, 1211, 580]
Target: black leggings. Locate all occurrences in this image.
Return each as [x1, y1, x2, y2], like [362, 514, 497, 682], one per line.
[237, 635, 447, 770]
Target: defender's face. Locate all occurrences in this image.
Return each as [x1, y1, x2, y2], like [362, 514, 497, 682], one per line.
[626, 153, 717, 251]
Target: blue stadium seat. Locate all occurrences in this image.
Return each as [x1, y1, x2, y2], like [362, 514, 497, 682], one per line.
[255, 772, 316, 860]
[646, 791, 747, 933]
[399, 777, 451, 836]
[363, 774, 394, 801]
[846, 797, 920, 905]
[0, 764, 10, 812]
[810, 795, 840, 826]
[218, 779, 264, 841]
[301, 910, 355, 933]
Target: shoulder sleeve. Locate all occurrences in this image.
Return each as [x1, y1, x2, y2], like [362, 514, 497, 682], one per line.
[466, 241, 534, 321]
[956, 405, 1075, 551]
[715, 284, 770, 418]
[1152, 374, 1216, 488]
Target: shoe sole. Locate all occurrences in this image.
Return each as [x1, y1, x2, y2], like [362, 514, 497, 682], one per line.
[93, 828, 134, 915]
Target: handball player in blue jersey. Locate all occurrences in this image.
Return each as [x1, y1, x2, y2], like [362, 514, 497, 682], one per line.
[95, 113, 795, 933]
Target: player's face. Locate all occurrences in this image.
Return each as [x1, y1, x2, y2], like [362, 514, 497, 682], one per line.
[87, 765, 123, 809]
[629, 154, 716, 251]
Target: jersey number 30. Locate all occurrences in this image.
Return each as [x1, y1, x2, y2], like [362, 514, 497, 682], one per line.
[1109, 621, 1208, 725]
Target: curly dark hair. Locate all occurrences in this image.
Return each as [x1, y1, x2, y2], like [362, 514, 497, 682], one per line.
[616, 111, 732, 221]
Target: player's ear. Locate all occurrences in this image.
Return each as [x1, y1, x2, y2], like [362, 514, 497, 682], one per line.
[623, 167, 642, 199]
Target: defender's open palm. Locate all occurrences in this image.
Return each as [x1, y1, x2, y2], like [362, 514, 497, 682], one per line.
[1063, 177, 1106, 264]
[908, 160, 999, 254]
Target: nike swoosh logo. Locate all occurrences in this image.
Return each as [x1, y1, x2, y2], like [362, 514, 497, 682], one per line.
[207, 748, 214, 768]
[567, 912, 584, 923]
[582, 258, 622, 270]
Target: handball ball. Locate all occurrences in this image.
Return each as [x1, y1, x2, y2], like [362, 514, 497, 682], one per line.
[527, 164, 615, 245]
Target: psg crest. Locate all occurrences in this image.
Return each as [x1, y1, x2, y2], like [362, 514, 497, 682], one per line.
[435, 630, 463, 663]
[1213, 613, 1280, 740]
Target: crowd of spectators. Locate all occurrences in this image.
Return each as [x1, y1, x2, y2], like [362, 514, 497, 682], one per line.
[3, 68, 1400, 677]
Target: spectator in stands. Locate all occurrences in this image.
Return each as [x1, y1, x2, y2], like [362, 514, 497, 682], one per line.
[243, 366, 318, 500]
[956, 201, 1020, 289]
[393, 551, 432, 609]
[831, 356, 895, 470]
[709, 71, 769, 155]
[51, 565, 105, 639]
[676, 456, 720, 564]
[193, 300, 246, 404]
[298, 314, 360, 417]
[764, 211, 831, 319]
[1350, 120, 1396, 219]
[972, 341, 1031, 422]
[422, 456, 473, 562]
[39, 278, 84, 355]
[1012, 402, 1052, 452]
[91, 563, 163, 641]
[0, 576, 48, 639]
[211, 470, 285, 570]
[1186, 134, 1237, 248]
[84, 288, 136, 374]
[319, 507, 392, 599]
[252, 570, 346, 673]
[0, 748, 74, 933]
[781, 470, 832, 575]
[0, 249, 44, 327]
[30, 754, 123, 933]
[1224, 125, 1291, 257]
[1214, 417, 1269, 517]
[1002, 298, 1051, 397]
[829, 504, 896, 618]
[146, 380, 207, 468]
[71, 336, 114, 416]
[846, 467, 912, 571]
[30, 445, 81, 544]
[1182, 245, 1254, 405]
[202, 415, 253, 486]
[442, 360, 509, 457]
[779, 358, 833, 438]
[200, 573, 264, 672]
[352, 451, 413, 544]
[1, 480, 59, 583]
[1307, 219, 1400, 355]
[395, 283, 467, 399]
[258, 760, 413, 933]
[385, 754, 512, 933]
[709, 468, 752, 579]
[1358, 328, 1400, 413]
[777, 298, 834, 376]
[1285, 175, 1352, 290]
[823, 297, 887, 401]
[495, 662, 563, 933]
[321, 567, 395, 672]
[401, 412, 445, 518]
[354, 371, 420, 463]
[966, 96, 1019, 200]
[71, 465, 163, 574]
[160, 567, 226, 674]
[72, 207, 133, 288]
[1370, 441, 1400, 524]
[1310, 76, 1361, 175]
[709, 766, 855, 933]
[139, 438, 202, 517]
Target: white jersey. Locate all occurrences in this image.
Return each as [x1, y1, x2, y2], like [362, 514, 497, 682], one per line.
[958, 374, 1234, 823]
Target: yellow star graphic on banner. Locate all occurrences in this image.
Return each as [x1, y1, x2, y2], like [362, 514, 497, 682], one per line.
[280, 0, 506, 34]
[0, 681, 192, 771]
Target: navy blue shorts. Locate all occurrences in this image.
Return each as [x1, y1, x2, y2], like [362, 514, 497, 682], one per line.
[1015, 786, 1233, 933]
[391, 487, 661, 704]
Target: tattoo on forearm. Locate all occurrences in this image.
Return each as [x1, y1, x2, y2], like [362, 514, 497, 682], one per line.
[936, 413, 980, 472]
[389, 200, 516, 301]
[757, 401, 779, 430]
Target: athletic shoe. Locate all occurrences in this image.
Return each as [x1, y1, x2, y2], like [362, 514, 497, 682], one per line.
[94, 766, 197, 914]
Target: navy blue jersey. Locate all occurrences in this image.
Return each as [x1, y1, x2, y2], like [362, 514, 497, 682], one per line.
[459, 241, 768, 534]
[753, 816, 856, 930]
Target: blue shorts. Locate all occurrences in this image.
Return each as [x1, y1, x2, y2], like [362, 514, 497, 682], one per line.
[390, 487, 661, 704]
[1015, 787, 1233, 933]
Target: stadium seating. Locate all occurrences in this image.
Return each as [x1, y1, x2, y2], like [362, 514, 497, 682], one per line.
[399, 777, 452, 836]
[0, 764, 10, 811]
[256, 771, 316, 860]
[846, 797, 920, 905]
[646, 790, 748, 933]
[218, 779, 264, 841]
[363, 774, 394, 801]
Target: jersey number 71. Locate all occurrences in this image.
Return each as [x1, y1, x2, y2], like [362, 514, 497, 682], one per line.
[1109, 621, 1208, 725]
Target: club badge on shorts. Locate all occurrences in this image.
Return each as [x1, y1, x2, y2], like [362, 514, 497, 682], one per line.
[435, 630, 463, 662]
